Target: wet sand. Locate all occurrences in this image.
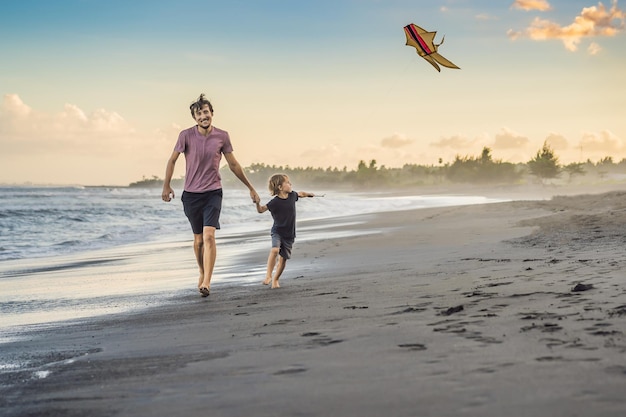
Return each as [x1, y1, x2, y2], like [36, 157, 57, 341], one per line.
[1, 190, 626, 417]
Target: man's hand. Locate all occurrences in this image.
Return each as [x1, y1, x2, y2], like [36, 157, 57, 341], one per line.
[250, 189, 260, 204]
[162, 186, 175, 202]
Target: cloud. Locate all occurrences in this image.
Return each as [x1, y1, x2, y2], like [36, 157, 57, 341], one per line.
[0, 93, 136, 154]
[155, 123, 183, 143]
[511, 0, 552, 12]
[544, 132, 569, 150]
[296, 144, 347, 168]
[1, 93, 32, 118]
[579, 130, 625, 153]
[508, 0, 625, 51]
[588, 41, 603, 54]
[300, 144, 343, 159]
[492, 128, 530, 149]
[295, 140, 424, 170]
[55, 104, 130, 135]
[0, 94, 179, 185]
[430, 134, 481, 149]
[381, 133, 413, 149]
[353, 144, 417, 168]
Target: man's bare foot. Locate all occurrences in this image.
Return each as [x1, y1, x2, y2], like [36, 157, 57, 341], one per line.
[197, 274, 204, 289]
[200, 279, 211, 288]
[262, 277, 271, 285]
[271, 280, 280, 289]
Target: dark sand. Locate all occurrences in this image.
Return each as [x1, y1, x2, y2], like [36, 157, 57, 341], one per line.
[1, 190, 626, 417]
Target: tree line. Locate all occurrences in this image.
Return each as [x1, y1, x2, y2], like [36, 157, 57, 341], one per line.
[130, 142, 626, 189]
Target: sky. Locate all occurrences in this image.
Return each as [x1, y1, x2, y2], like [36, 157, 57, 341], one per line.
[1, 0, 625, 186]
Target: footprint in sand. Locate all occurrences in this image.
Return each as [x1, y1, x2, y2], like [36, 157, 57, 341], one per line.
[301, 332, 343, 346]
[398, 343, 427, 351]
[274, 367, 308, 375]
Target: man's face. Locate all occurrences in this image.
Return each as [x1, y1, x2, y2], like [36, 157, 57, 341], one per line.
[194, 104, 212, 129]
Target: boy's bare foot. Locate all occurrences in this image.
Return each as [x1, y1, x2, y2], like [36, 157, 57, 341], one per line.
[262, 277, 271, 285]
[271, 280, 280, 289]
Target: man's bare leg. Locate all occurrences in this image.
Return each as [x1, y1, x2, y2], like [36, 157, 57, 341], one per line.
[263, 248, 279, 285]
[199, 226, 217, 292]
[193, 233, 204, 289]
[271, 256, 286, 289]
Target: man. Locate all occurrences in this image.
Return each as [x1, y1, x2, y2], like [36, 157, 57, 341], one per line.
[162, 94, 259, 297]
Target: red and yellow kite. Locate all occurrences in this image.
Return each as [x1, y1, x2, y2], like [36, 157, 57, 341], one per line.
[404, 23, 460, 72]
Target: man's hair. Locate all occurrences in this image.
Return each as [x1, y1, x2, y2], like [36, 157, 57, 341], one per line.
[189, 94, 214, 117]
[268, 174, 288, 196]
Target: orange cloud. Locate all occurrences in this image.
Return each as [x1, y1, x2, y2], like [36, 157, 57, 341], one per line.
[508, 0, 625, 52]
[511, 0, 552, 12]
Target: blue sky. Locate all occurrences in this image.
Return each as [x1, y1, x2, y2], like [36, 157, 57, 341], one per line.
[1, 0, 625, 185]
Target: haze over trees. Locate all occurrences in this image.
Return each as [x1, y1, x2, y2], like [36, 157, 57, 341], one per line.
[527, 141, 560, 182]
[130, 144, 626, 189]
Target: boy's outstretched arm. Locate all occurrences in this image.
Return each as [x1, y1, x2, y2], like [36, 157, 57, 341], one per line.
[255, 201, 268, 213]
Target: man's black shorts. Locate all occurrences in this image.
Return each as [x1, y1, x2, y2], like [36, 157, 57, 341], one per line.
[181, 189, 223, 234]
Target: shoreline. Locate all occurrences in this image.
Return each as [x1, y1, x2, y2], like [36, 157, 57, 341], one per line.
[0, 189, 509, 331]
[2, 189, 626, 416]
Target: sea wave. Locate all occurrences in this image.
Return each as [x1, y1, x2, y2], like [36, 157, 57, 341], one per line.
[0, 186, 506, 262]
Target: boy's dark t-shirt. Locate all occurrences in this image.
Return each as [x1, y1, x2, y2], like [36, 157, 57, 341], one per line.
[266, 191, 299, 239]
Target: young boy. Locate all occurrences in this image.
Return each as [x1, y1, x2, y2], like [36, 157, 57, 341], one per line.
[255, 174, 315, 288]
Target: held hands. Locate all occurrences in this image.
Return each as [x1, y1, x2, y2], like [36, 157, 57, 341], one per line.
[162, 188, 258, 203]
[250, 189, 260, 204]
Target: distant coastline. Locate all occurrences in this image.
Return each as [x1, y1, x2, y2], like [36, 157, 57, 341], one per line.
[5, 148, 626, 191]
[126, 154, 626, 193]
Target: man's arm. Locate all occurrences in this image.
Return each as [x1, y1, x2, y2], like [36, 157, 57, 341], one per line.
[224, 152, 260, 203]
[161, 150, 180, 202]
[297, 191, 315, 198]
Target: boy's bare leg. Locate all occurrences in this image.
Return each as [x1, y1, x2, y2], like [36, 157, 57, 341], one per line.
[263, 248, 279, 285]
[271, 257, 286, 289]
[199, 226, 217, 291]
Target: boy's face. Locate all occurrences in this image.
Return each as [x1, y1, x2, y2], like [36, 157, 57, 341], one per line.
[193, 104, 212, 129]
[280, 178, 293, 193]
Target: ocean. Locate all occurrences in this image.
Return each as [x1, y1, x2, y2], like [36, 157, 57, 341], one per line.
[0, 185, 506, 339]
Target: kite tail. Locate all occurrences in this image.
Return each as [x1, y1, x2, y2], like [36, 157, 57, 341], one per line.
[423, 55, 441, 72]
[431, 52, 460, 69]
[434, 34, 446, 48]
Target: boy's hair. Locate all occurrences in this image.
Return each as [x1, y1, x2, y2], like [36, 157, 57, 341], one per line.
[189, 94, 214, 117]
[268, 174, 288, 196]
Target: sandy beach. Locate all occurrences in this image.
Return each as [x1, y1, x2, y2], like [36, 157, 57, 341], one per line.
[2, 188, 626, 417]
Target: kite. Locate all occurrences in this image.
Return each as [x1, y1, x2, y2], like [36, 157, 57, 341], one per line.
[403, 23, 460, 72]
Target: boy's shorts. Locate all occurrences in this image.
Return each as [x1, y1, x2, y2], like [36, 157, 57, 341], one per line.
[271, 233, 294, 260]
[181, 189, 223, 234]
